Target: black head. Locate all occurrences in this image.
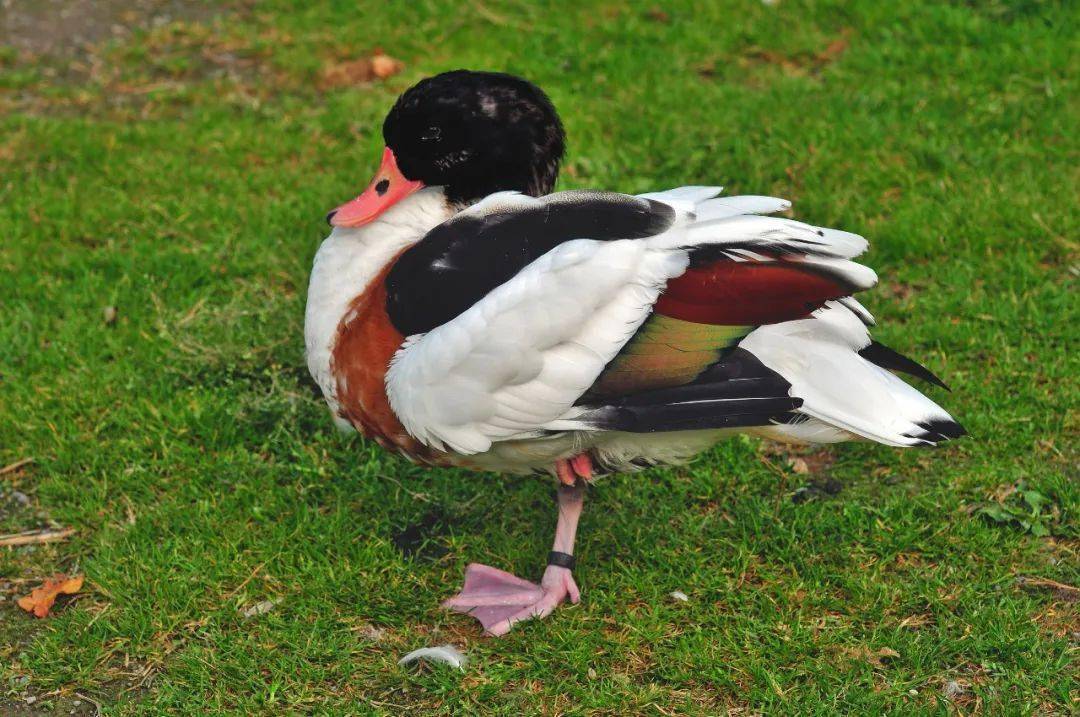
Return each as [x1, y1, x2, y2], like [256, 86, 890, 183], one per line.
[383, 70, 565, 204]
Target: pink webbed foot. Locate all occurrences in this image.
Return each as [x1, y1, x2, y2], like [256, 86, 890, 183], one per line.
[555, 453, 594, 486]
[442, 563, 580, 636]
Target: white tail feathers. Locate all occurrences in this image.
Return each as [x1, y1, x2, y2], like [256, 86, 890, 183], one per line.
[741, 301, 963, 447]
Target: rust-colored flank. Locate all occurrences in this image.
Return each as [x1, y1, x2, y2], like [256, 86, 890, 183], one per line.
[329, 255, 444, 465]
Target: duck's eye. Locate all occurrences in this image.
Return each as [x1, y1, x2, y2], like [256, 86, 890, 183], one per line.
[420, 125, 442, 142]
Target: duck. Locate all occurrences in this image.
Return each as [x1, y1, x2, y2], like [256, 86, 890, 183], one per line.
[305, 69, 964, 637]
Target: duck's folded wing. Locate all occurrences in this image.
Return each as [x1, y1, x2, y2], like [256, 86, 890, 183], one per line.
[385, 187, 876, 454]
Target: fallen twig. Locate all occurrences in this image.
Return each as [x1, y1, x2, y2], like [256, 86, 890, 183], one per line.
[75, 692, 103, 717]
[0, 528, 75, 547]
[1016, 576, 1079, 600]
[223, 561, 266, 599]
[0, 457, 34, 476]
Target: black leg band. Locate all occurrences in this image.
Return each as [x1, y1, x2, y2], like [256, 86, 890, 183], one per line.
[547, 551, 576, 570]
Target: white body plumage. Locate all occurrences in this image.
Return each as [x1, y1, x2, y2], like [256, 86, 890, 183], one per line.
[305, 186, 961, 477]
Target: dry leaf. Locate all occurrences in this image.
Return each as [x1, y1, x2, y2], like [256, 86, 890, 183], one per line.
[816, 35, 849, 64]
[318, 52, 402, 90]
[898, 612, 933, 629]
[241, 598, 282, 618]
[836, 645, 900, 668]
[371, 53, 403, 79]
[17, 574, 84, 618]
[355, 623, 387, 642]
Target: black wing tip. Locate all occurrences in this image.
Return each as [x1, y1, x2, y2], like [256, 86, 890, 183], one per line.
[905, 418, 967, 446]
[859, 340, 950, 391]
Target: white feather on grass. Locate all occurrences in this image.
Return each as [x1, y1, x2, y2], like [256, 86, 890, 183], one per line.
[398, 644, 468, 670]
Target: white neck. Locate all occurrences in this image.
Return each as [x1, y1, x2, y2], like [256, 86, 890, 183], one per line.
[304, 187, 452, 419]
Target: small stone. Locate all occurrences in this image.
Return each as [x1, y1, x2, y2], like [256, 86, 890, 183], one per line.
[103, 306, 118, 325]
[669, 590, 689, 602]
[908, 689, 918, 696]
[587, 667, 597, 679]
[11, 491, 30, 506]
[943, 681, 964, 700]
[24, 695, 36, 705]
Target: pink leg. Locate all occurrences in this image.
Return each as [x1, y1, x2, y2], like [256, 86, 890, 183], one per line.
[443, 483, 585, 636]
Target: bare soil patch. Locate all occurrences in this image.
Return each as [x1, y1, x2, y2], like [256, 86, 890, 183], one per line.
[0, 0, 217, 57]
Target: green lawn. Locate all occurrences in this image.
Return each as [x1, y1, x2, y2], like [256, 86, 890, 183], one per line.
[1, 0, 1076, 713]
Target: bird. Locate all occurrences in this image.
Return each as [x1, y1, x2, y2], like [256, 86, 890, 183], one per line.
[305, 69, 964, 637]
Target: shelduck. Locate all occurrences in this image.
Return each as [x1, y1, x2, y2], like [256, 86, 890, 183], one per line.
[305, 70, 964, 636]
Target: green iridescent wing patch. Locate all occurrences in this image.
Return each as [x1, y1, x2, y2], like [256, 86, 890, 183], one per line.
[589, 314, 753, 397]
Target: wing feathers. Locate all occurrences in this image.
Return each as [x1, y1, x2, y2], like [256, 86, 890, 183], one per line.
[562, 348, 802, 433]
[382, 186, 957, 455]
[656, 260, 862, 325]
[386, 190, 675, 336]
[691, 195, 791, 222]
[740, 302, 962, 447]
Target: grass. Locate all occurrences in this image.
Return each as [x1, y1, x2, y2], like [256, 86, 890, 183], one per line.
[1, 0, 1076, 713]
